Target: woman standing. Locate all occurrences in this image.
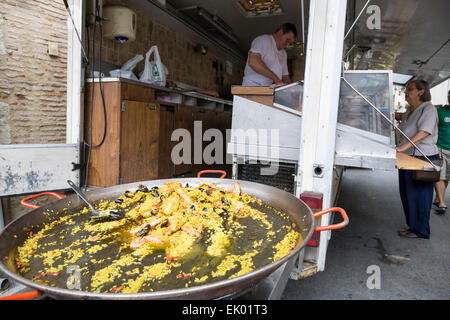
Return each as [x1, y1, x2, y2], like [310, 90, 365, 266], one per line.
[396, 80, 439, 239]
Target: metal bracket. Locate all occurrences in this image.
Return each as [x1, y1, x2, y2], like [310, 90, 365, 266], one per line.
[146, 103, 158, 110]
[71, 162, 83, 171]
[120, 101, 125, 112]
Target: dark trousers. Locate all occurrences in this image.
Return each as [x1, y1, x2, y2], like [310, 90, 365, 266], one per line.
[398, 154, 441, 238]
[398, 169, 433, 238]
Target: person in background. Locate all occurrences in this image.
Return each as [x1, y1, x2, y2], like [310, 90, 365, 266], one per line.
[433, 90, 450, 214]
[242, 23, 297, 87]
[396, 80, 440, 239]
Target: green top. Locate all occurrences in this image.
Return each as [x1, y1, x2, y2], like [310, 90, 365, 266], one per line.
[437, 105, 450, 150]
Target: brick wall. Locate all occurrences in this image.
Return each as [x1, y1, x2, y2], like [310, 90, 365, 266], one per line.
[0, 0, 68, 223]
[0, 0, 68, 145]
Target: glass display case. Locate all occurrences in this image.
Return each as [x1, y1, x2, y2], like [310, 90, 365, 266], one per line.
[338, 71, 394, 141]
[274, 81, 303, 112]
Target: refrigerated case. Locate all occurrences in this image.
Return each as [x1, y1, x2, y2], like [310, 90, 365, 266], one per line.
[338, 70, 394, 140]
[335, 70, 397, 170]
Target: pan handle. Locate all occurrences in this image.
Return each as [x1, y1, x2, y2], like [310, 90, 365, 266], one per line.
[313, 207, 349, 231]
[20, 192, 64, 209]
[197, 170, 227, 179]
[0, 290, 41, 300]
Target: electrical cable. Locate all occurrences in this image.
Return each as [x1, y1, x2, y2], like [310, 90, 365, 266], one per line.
[83, 0, 108, 190]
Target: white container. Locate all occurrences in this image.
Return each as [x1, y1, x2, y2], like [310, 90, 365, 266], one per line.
[102, 5, 136, 42]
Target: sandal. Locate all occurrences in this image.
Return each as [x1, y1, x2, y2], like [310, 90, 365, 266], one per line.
[436, 206, 447, 214]
[433, 201, 439, 208]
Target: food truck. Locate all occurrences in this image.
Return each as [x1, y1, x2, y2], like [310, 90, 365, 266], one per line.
[0, 0, 449, 299]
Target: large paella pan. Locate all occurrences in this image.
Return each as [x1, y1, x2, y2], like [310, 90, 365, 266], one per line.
[0, 175, 348, 299]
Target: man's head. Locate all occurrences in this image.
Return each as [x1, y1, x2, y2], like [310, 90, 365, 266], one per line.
[273, 23, 297, 50]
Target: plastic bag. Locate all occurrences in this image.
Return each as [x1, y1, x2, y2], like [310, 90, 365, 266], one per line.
[121, 54, 143, 72]
[139, 46, 167, 86]
[109, 54, 143, 80]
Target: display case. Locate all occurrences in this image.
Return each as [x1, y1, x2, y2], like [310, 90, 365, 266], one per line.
[338, 70, 394, 143]
[274, 81, 304, 113]
[335, 70, 396, 170]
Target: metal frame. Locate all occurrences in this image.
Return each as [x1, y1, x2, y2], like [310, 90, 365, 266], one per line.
[295, 0, 348, 272]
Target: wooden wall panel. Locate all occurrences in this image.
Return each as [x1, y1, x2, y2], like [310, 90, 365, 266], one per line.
[84, 82, 121, 187]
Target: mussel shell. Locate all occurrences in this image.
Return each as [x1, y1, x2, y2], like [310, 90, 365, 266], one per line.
[109, 210, 124, 220]
[137, 225, 150, 237]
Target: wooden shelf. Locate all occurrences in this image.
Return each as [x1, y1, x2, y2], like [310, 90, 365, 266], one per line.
[231, 86, 274, 96]
[396, 152, 434, 170]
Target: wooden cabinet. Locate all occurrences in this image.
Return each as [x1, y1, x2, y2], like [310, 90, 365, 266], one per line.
[84, 82, 158, 187]
[119, 101, 160, 184]
[84, 80, 232, 187]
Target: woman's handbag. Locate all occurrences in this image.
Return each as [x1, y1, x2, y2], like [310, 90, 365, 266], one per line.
[412, 157, 442, 182]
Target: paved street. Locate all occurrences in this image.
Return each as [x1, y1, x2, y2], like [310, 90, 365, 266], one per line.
[282, 168, 450, 300]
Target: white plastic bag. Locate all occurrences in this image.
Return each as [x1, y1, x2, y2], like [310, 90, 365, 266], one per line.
[139, 46, 167, 86]
[109, 54, 143, 80]
[121, 54, 143, 72]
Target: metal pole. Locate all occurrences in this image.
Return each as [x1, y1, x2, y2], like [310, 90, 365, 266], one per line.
[341, 76, 439, 170]
[0, 199, 4, 230]
[301, 0, 305, 54]
[343, 0, 371, 40]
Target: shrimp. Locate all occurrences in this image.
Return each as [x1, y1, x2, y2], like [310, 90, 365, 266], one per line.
[176, 188, 193, 206]
[159, 182, 182, 195]
[233, 181, 241, 195]
[181, 225, 203, 238]
[130, 234, 164, 249]
[160, 193, 180, 215]
[233, 201, 244, 215]
[163, 215, 185, 236]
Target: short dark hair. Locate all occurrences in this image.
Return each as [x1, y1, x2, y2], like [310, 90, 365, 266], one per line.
[275, 23, 297, 38]
[407, 79, 431, 102]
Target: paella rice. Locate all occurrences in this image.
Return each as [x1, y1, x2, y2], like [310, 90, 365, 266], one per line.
[14, 181, 301, 293]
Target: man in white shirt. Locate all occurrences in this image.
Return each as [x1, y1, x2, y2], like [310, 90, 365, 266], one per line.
[242, 23, 297, 86]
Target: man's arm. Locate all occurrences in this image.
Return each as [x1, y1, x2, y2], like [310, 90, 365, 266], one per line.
[281, 75, 291, 84]
[248, 52, 283, 85]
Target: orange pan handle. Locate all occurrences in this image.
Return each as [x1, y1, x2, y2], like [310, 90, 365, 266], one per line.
[0, 290, 41, 300]
[313, 207, 349, 232]
[20, 192, 64, 209]
[197, 170, 227, 179]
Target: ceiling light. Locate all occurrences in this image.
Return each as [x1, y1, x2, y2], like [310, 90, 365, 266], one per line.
[236, 0, 283, 17]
